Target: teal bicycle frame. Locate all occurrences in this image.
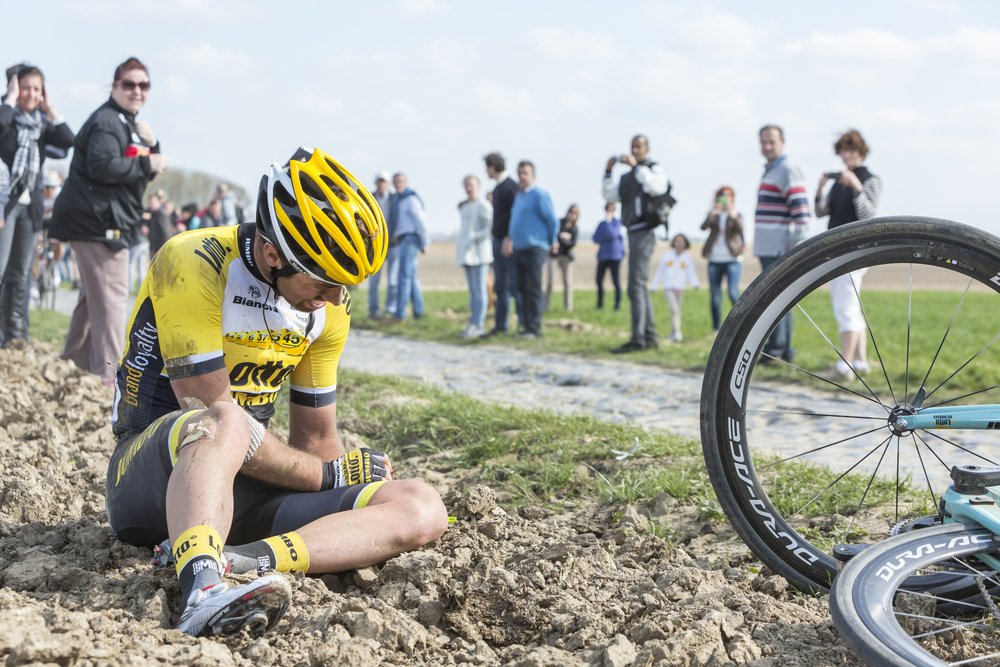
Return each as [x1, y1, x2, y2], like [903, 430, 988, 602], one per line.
[896, 405, 1000, 571]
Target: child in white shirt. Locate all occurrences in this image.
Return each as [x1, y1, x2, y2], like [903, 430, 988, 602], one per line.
[651, 234, 700, 342]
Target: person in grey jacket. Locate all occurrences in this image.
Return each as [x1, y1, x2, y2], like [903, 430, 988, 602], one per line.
[49, 57, 167, 384]
[602, 134, 669, 353]
[389, 171, 428, 321]
[456, 175, 493, 337]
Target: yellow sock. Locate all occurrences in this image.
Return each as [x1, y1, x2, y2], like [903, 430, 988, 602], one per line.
[262, 532, 310, 574]
[173, 525, 224, 604]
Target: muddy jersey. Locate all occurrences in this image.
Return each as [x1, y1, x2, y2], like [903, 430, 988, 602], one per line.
[111, 223, 350, 438]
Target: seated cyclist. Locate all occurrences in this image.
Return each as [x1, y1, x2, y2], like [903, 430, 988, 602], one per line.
[105, 147, 448, 638]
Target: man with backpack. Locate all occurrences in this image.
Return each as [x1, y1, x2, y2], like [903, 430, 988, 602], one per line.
[602, 134, 674, 353]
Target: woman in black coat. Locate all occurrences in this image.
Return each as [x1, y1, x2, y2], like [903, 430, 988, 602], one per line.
[49, 56, 167, 383]
[0, 63, 74, 345]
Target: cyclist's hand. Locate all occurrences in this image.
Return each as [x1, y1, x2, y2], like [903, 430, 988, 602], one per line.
[321, 448, 391, 490]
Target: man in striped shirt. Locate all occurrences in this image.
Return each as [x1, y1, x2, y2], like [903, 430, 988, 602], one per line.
[754, 124, 811, 363]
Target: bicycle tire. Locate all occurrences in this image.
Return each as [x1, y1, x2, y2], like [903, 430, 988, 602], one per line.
[701, 216, 1000, 593]
[830, 522, 1000, 666]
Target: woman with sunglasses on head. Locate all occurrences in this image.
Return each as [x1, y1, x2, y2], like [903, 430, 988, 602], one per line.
[0, 63, 75, 346]
[49, 56, 168, 385]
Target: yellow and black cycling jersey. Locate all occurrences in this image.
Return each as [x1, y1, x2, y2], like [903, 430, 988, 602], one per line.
[111, 223, 350, 438]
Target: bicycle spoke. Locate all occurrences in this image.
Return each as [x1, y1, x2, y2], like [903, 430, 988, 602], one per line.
[918, 276, 974, 392]
[790, 435, 893, 519]
[924, 330, 1000, 404]
[851, 271, 896, 405]
[757, 352, 891, 412]
[905, 264, 912, 404]
[758, 425, 888, 469]
[910, 433, 939, 513]
[745, 408, 883, 421]
[797, 302, 888, 407]
[925, 384, 1000, 410]
[920, 429, 1000, 466]
[842, 436, 894, 542]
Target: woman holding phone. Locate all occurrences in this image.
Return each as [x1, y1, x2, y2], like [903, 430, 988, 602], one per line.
[700, 185, 744, 332]
[814, 129, 882, 381]
[0, 63, 75, 346]
[49, 57, 167, 384]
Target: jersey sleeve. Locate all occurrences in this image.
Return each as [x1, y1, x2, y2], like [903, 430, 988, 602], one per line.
[289, 293, 351, 408]
[149, 232, 230, 378]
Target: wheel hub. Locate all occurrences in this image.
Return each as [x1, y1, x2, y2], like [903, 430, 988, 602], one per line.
[887, 404, 916, 436]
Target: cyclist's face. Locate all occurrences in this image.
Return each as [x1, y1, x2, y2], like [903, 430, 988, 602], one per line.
[280, 272, 346, 312]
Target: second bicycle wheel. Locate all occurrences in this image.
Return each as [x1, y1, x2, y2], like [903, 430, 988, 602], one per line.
[701, 216, 1000, 592]
[830, 522, 1000, 666]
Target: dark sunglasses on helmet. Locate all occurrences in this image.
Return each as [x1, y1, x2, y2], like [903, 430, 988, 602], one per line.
[118, 80, 151, 92]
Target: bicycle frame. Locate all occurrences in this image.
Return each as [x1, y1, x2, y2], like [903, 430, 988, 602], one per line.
[896, 405, 1000, 431]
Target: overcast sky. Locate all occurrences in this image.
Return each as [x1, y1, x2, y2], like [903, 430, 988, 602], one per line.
[10, 0, 1000, 241]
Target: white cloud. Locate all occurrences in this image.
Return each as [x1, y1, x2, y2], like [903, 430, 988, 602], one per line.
[170, 44, 253, 72]
[932, 27, 1000, 59]
[528, 28, 615, 61]
[473, 81, 538, 119]
[399, 0, 445, 15]
[784, 29, 921, 60]
[675, 9, 765, 57]
[871, 107, 935, 129]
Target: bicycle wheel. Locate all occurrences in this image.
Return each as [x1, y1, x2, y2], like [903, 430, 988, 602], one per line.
[701, 216, 1000, 592]
[830, 522, 1000, 666]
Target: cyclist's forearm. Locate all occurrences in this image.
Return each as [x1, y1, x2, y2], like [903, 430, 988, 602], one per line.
[240, 430, 323, 491]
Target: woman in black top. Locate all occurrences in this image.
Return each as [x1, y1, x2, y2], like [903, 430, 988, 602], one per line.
[49, 57, 168, 384]
[545, 203, 579, 312]
[814, 129, 882, 381]
[0, 64, 74, 345]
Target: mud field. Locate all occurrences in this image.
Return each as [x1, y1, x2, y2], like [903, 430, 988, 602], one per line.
[0, 342, 865, 667]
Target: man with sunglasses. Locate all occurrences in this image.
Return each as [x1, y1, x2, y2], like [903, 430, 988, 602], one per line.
[49, 57, 168, 385]
[104, 147, 448, 639]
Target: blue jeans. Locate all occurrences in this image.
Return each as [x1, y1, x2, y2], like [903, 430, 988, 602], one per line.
[393, 235, 424, 320]
[512, 246, 548, 335]
[464, 263, 489, 329]
[0, 204, 37, 344]
[368, 245, 399, 317]
[707, 261, 742, 331]
[759, 255, 792, 358]
[491, 237, 521, 332]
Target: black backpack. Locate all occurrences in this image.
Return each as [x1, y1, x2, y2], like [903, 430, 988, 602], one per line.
[641, 175, 677, 228]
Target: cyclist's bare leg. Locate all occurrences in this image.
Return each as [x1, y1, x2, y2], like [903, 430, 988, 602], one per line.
[293, 479, 448, 573]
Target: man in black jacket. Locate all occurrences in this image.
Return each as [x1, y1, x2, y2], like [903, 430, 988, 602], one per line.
[49, 57, 167, 384]
[602, 135, 670, 353]
[484, 152, 521, 336]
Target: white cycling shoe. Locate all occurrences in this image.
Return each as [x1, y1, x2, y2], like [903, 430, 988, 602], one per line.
[177, 575, 292, 637]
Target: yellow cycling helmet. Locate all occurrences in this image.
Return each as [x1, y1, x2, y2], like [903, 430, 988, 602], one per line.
[256, 147, 388, 286]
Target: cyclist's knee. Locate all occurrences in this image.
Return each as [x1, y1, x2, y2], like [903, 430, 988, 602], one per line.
[376, 479, 448, 548]
[176, 402, 252, 460]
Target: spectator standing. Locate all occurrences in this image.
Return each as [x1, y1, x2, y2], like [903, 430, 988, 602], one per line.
[544, 203, 578, 312]
[701, 186, 745, 332]
[651, 233, 700, 343]
[508, 160, 558, 338]
[49, 57, 167, 384]
[593, 201, 625, 310]
[367, 171, 395, 319]
[603, 134, 671, 353]
[815, 129, 882, 380]
[483, 152, 521, 336]
[128, 218, 150, 294]
[390, 171, 428, 321]
[754, 124, 810, 363]
[146, 190, 176, 256]
[214, 182, 238, 226]
[456, 174, 493, 338]
[0, 64, 75, 346]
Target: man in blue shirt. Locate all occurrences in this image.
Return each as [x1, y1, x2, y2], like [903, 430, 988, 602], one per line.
[508, 160, 558, 338]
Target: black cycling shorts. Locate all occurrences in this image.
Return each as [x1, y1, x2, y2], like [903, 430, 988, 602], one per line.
[106, 409, 386, 547]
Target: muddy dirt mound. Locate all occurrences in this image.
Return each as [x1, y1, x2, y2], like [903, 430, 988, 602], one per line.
[0, 344, 860, 666]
